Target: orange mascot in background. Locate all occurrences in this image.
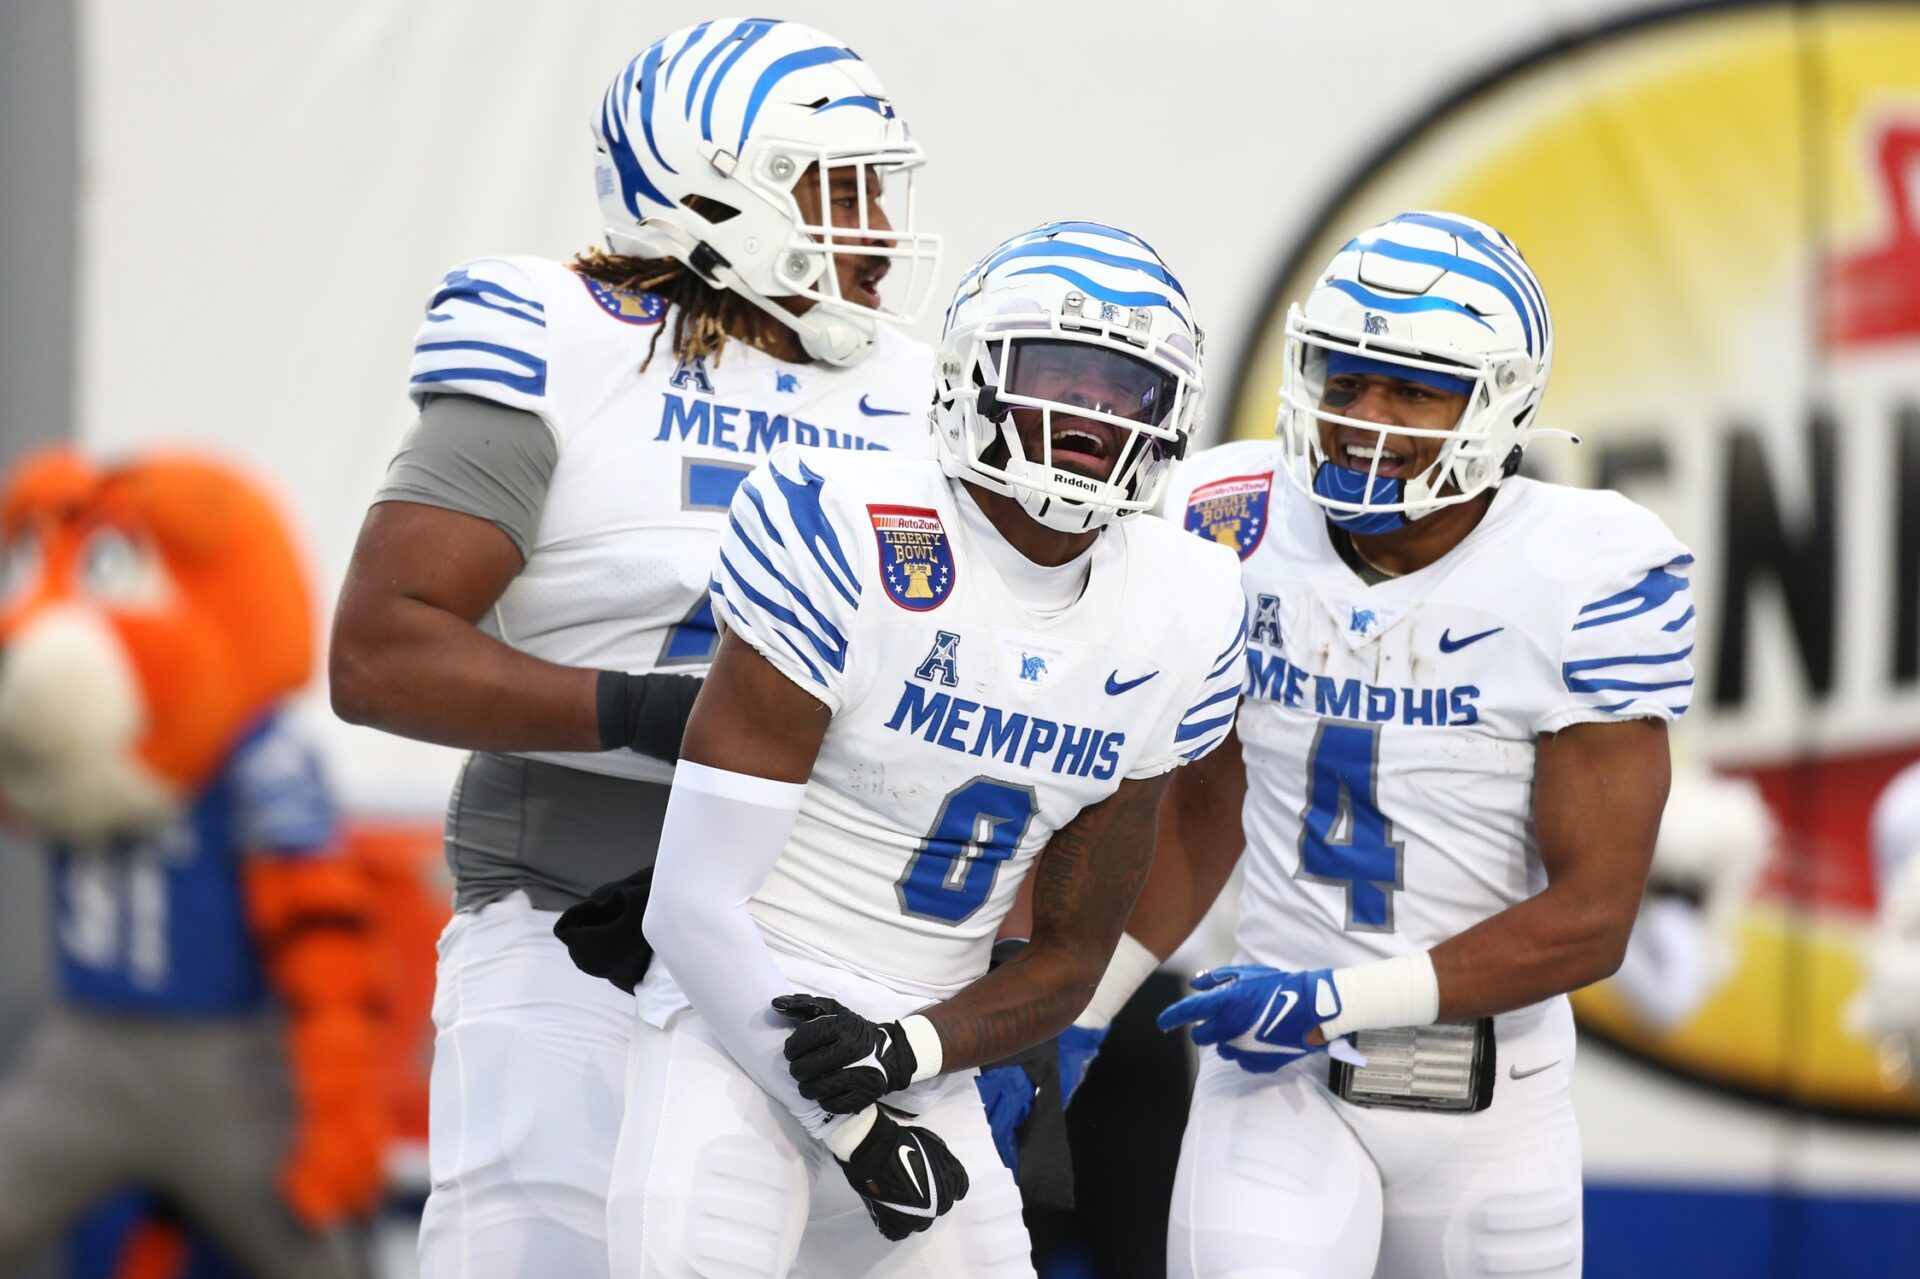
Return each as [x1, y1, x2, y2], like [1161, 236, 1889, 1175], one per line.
[0, 449, 385, 1279]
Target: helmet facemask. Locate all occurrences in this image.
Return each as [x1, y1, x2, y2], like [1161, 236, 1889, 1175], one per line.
[939, 303, 1201, 534]
[1278, 308, 1546, 533]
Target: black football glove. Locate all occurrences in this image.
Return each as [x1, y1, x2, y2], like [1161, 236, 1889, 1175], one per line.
[772, 994, 919, 1113]
[834, 1110, 969, 1241]
[552, 865, 653, 993]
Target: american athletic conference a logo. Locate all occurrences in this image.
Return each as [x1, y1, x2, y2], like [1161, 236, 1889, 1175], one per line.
[869, 505, 955, 611]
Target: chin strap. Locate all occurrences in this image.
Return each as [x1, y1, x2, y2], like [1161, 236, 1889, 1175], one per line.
[607, 224, 875, 367]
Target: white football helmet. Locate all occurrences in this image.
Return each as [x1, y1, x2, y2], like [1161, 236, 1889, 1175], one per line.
[1277, 211, 1567, 532]
[933, 221, 1203, 534]
[593, 19, 941, 366]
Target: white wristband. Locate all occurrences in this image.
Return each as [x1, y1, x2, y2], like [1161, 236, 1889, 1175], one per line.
[901, 1013, 944, 1082]
[1074, 933, 1160, 1030]
[1317, 952, 1441, 1039]
[822, 1106, 877, 1160]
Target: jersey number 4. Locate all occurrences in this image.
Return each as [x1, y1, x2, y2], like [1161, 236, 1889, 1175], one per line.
[1297, 721, 1403, 932]
[897, 777, 1039, 925]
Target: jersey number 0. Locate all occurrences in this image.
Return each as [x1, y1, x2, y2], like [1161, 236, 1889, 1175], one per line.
[897, 777, 1039, 925]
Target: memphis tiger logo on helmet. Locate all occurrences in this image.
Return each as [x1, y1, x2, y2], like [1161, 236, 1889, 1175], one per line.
[592, 18, 941, 366]
[1277, 210, 1572, 532]
[933, 220, 1204, 534]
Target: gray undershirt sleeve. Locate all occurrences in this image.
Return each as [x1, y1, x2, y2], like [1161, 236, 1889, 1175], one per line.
[374, 393, 558, 558]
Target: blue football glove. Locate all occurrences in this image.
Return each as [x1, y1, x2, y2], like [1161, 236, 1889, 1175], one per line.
[1056, 1024, 1107, 1106]
[973, 1063, 1036, 1172]
[1156, 965, 1343, 1073]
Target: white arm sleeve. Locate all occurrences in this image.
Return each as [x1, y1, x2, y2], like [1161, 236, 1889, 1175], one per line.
[642, 760, 863, 1145]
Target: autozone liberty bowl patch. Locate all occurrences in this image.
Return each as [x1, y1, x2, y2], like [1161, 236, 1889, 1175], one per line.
[1185, 472, 1272, 561]
[869, 505, 955, 611]
[578, 274, 666, 325]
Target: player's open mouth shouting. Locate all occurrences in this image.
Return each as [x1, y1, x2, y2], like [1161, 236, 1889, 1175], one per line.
[999, 338, 1180, 483]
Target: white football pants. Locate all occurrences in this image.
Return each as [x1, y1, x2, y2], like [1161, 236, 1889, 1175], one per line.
[1169, 1002, 1582, 1279]
[418, 892, 635, 1279]
[607, 1006, 1034, 1278]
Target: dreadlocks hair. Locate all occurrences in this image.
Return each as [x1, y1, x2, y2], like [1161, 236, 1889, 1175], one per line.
[569, 247, 765, 372]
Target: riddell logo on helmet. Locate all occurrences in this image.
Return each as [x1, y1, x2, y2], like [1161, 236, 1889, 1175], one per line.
[1052, 470, 1100, 493]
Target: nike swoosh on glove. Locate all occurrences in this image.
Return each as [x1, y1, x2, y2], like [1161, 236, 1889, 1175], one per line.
[1156, 964, 1342, 1073]
[773, 994, 917, 1114]
[835, 1110, 970, 1241]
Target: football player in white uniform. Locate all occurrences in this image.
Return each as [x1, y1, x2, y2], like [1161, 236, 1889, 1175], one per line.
[1109, 212, 1694, 1278]
[329, 20, 939, 1278]
[606, 222, 1247, 1277]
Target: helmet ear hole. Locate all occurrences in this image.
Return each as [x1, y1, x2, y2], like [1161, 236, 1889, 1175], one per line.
[684, 195, 741, 225]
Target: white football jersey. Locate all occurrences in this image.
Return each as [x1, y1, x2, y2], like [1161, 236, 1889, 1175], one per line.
[407, 256, 935, 782]
[638, 445, 1247, 1031]
[1165, 440, 1696, 1018]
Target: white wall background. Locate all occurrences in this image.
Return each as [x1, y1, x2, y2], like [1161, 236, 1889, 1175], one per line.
[72, 0, 1669, 812]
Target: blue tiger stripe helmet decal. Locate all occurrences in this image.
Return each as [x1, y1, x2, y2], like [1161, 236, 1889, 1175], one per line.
[592, 19, 940, 366]
[1276, 211, 1570, 530]
[933, 221, 1204, 534]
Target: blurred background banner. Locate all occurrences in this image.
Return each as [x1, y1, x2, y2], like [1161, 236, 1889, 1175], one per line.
[3, 1, 1919, 1275]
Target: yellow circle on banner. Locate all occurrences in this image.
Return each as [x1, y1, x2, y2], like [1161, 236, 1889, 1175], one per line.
[1228, 1, 1920, 1120]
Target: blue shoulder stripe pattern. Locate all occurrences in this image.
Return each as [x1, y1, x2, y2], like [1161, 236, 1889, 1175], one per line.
[1562, 644, 1695, 695]
[1574, 556, 1694, 630]
[1326, 279, 1494, 330]
[1206, 605, 1250, 681]
[427, 269, 546, 326]
[1662, 604, 1696, 633]
[718, 530, 848, 675]
[411, 340, 546, 396]
[1565, 675, 1695, 695]
[769, 459, 861, 609]
[1174, 686, 1240, 744]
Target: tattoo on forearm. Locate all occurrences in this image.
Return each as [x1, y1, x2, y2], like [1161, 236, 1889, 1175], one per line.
[928, 776, 1170, 1070]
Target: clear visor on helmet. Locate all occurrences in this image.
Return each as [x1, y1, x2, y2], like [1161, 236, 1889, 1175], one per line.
[767, 142, 941, 325]
[977, 333, 1191, 508]
[1005, 339, 1179, 429]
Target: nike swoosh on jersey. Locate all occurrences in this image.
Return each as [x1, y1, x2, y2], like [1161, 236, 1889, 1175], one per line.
[858, 395, 910, 417]
[1104, 669, 1159, 695]
[1509, 1060, 1559, 1080]
[1438, 626, 1505, 653]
